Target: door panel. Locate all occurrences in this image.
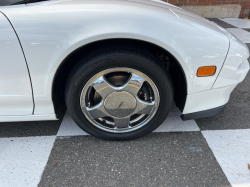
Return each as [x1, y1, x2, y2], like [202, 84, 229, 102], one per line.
[0, 13, 33, 115]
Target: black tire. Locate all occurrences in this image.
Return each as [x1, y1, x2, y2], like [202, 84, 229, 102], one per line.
[65, 46, 173, 140]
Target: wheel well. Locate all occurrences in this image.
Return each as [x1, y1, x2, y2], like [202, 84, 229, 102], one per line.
[52, 39, 187, 119]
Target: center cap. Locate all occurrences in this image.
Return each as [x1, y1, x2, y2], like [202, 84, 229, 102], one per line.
[104, 91, 137, 118]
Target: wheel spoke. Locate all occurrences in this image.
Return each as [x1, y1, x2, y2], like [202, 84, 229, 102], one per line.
[82, 68, 160, 134]
[123, 73, 145, 96]
[86, 102, 107, 119]
[114, 117, 130, 129]
[92, 76, 116, 99]
[135, 98, 155, 115]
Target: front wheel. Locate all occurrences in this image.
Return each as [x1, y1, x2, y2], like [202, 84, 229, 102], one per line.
[65, 47, 173, 140]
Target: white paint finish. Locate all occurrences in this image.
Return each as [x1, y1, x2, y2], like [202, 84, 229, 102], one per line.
[0, 0, 247, 120]
[1, 0, 231, 115]
[154, 116, 199, 132]
[226, 28, 250, 43]
[202, 130, 250, 187]
[0, 114, 57, 122]
[183, 84, 236, 114]
[0, 13, 33, 115]
[221, 18, 250, 29]
[213, 32, 250, 89]
[57, 111, 199, 137]
[173, 10, 230, 93]
[0, 136, 55, 187]
[237, 60, 250, 83]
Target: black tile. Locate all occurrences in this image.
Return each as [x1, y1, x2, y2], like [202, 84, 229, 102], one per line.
[196, 71, 250, 130]
[243, 28, 250, 33]
[207, 18, 237, 28]
[0, 120, 62, 137]
[39, 132, 231, 187]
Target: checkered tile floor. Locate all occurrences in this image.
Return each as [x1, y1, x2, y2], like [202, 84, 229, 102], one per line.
[1, 18, 250, 187]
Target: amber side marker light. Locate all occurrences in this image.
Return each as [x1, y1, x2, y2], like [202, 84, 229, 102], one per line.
[197, 66, 216, 77]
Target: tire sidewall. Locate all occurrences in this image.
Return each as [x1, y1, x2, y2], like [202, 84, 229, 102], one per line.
[66, 53, 173, 140]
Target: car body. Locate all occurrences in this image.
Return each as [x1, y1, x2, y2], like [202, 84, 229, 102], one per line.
[0, 0, 249, 139]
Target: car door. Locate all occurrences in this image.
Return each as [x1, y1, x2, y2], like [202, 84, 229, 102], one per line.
[0, 12, 33, 115]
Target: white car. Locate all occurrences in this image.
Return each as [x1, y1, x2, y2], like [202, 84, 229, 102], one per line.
[0, 0, 249, 140]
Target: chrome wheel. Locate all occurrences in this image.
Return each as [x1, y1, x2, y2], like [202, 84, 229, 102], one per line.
[80, 68, 160, 133]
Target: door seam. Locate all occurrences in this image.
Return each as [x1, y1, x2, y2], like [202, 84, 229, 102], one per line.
[0, 11, 35, 114]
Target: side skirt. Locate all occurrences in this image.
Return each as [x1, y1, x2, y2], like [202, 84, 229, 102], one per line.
[0, 114, 58, 122]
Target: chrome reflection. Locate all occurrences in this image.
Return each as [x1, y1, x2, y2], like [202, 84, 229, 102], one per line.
[80, 68, 160, 133]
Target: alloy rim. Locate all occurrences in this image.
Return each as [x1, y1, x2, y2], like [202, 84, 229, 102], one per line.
[80, 67, 160, 133]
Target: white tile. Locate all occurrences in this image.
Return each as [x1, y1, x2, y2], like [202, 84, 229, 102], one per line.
[57, 112, 88, 136]
[202, 130, 250, 187]
[153, 116, 199, 132]
[221, 18, 250, 28]
[0, 136, 55, 187]
[226, 28, 250, 43]
[57, 111, 199, 137]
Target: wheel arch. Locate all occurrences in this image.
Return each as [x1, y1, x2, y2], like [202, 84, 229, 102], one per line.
[52, 38, 187, 118]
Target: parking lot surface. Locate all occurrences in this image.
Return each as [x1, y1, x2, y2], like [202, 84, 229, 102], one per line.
[0, 18, 250, 187]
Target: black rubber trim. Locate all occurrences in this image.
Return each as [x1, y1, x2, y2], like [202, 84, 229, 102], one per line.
[181, 104, 226, 121]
